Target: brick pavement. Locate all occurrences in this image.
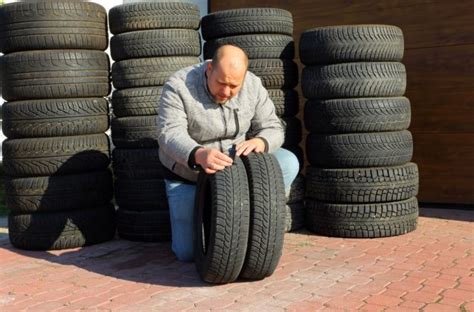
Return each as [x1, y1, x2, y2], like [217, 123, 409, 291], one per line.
[0, 207, 472, 311]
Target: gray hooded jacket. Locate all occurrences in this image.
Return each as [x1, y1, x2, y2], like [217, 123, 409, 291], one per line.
[158, 61, 284, 182]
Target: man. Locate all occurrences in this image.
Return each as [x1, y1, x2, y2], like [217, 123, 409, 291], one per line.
[158, 44, 299, 261]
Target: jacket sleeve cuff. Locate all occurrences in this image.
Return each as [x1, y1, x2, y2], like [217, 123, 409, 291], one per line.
[257, 137, 269, 153]
[187, 146, 203, 169]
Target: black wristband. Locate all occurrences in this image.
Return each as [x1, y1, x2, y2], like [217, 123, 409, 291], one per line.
[188, 146, 203, 169]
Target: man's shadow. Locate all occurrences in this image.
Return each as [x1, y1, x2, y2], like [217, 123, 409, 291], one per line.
[1, 149, 209, 287]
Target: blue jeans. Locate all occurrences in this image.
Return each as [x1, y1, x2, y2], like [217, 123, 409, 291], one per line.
[164, 148, 299, 261]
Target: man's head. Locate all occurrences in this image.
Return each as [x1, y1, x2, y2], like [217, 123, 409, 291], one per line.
[206, 44, 249, 104]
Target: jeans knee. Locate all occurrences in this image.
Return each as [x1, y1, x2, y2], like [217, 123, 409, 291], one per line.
[272, 148, 300, 191]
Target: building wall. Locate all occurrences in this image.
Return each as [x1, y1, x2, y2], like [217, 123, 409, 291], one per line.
[210, 0, 474, 204]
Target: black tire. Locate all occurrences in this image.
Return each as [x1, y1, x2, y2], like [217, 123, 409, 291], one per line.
[305, 163, 419, 203]
[301, 62, 406, 99]
[3, 134, 110, 177]
[281, 117, 303, 147]
[111, 116, 159, 148]
[201, 8, 293, 40]
[117, 209, 171, 242]
[111, 56, 199, 89]
[285, 202, 305, 233]
[0, 1, 108, 53]
[112, 148, 163, 179]
[204, 34, 294, 60]
[8, 205, 116, 251]
[288, 174, 305, 204]
[248, 59, 298, 89]
[194, 157, 250, 284]
[115, 178, 167, 212]
[300, 25, 404, 65]
[109, 2, 200, 35]
[268, 89, 299, 117]
[304, 97, 411, 133]
[285, 145, 304, 172]
[5, 170, 113, 214]
[240, 153, 285, 280]
[1, 50, 110, 101]
[2, 98, 109, 139]
[306, 131, 413, 168]
[110, 29, 201, 61]
[306, 197, 418, 238]
[112, 87, 161, 117]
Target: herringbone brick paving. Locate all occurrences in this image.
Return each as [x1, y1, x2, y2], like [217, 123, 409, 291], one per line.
[0, 207, 472, 311]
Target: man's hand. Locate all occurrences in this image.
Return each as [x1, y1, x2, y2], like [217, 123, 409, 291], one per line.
[195, 147, 234, 174]
[236, 138, 266, 157]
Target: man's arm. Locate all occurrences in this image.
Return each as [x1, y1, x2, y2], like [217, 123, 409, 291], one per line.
[158, 82, 202, 168]
[237, 78, 284, 156]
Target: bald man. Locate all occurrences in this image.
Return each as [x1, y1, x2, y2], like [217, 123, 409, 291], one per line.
[158, 44, 299, 261]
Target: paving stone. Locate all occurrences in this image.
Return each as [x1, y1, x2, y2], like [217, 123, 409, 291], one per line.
[0, 208, 471, 311]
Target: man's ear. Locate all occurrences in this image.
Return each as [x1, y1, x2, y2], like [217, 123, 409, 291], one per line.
[206, 62, 213, 75]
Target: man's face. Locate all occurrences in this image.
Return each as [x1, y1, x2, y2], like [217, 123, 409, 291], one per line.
[206, 62, 246, 105]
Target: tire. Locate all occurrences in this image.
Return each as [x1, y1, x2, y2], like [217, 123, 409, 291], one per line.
[204, 34, 294, 60]
[306, 197, 418, 238]
[115, 178, 167, 211]
[240, 153, 285, 280]
[8, 205, 116, 251]
[109, 2, 200, 35]
[248, 59, 298, 89]
[305, 163, 419, 203]
[304, 97, 411, 133]
[111, 56, 199, 89]
[267, 89, 299, 117]
[300, 25, 404, 65]
[112, 148, 163, 179]
[3, 134, 110, 177]
[111, 116, 159, 148]
[306, 131, 413, 168]
[285, 202, 305, 232]
[117, 209, 171, 242]
[1, 50, 110, 101]
[194, 157, 250, 284]
[0, 1, 108, 53]
[2, 98, 109, 139]
[281, 117, 303, 147]
[301, 62, 406, 99]
[112, 87, 161, 117]
[287, 174, 305, 204]
[201, 8, 293, 40]
[5, 170, 113, 214]
[111, 29, 201, 61]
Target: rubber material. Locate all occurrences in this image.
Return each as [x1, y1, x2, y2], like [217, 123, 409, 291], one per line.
[300, 25, 404, 65]
[306, 131, 413, 168]
[194, 157, 250, 284]
[9, 205, 116, 251]
[305, 163, 419, 203]
[305, 197, 418, 238]
[2, 98, 109, 139]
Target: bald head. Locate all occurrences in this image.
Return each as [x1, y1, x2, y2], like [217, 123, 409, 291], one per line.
[206, 45, 249, 104]
[211, 44, 249, 70]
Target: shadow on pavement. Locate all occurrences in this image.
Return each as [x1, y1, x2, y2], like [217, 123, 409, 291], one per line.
[1, 146, 211, 288]
[419, 205, 474, 222]
[0, 236, 209, 287]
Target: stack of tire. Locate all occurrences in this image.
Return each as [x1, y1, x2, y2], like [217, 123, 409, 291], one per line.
[201, 8, 305, 232]
[301, 25, 419, 238]
[0, 1, 115, 250]
[108, 2, 201, 242]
